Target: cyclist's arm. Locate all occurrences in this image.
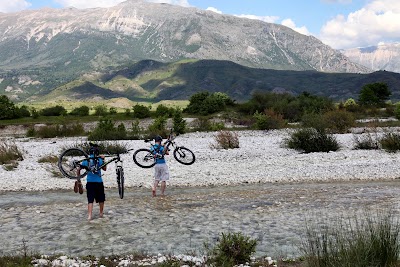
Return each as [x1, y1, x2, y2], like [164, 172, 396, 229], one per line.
[162, 146, 169, 155]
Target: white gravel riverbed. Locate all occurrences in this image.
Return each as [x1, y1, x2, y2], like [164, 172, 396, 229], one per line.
[2, 129, 400, 263]
[1, 129, 400, 192]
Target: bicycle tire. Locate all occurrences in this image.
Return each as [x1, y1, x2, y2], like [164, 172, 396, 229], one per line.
[133, 148, 156, 168]
[173, 146, 195, 165]
[58, 148, 89, 179]
[117, 167, 124, 199]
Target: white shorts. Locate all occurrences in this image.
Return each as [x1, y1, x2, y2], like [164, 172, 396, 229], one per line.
[154, 163, 170, 181]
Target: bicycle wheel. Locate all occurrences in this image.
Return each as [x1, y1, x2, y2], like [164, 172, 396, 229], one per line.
[173, 146, 195, 165]
[133, 148, 156, 168]
[116, 167, 124, 199]
[58, 148, 89, 179]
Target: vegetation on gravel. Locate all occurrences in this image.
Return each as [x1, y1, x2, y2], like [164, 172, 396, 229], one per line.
[211, 130, 240, 149]
[0, 141, 23, 169]
[302, 209, 400, 267]
[284, 128, 340, 153]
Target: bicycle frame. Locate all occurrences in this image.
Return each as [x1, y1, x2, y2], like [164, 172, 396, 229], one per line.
[80, 149, 134, 176]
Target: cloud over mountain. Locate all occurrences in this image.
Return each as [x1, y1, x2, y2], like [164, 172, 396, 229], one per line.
[320, 0, 400, 49]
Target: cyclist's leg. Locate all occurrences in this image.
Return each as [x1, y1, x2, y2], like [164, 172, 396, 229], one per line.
[95, 183, 105, 217]
[160, 164, 169, 196]
[86, 182, 95, 221]
[99, 202, 104, 218]
[153, 165, 160, 196]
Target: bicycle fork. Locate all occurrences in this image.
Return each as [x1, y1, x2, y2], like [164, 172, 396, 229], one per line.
[116, 161, 123, 184]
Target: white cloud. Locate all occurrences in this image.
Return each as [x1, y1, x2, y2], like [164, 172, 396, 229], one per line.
[320, 0, 400, 49]
[54, 0, 190, 9]
[235, 14, 279, 24]
[281, 18, 311, 35]
[0, 0, 31, 13]
[206, 7, 222, 14]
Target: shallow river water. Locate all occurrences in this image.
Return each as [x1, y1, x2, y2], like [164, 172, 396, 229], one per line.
[1, 180, 400, 259]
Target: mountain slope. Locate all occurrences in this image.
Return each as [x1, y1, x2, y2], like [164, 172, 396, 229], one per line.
[342, 43, 400, 73]
[0, 0, 371, 101]
[41, 59, 400, 103]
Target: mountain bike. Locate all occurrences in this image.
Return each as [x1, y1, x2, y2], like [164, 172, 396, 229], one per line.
[58, 146, 134, 199]
[133, 131, 195, 168]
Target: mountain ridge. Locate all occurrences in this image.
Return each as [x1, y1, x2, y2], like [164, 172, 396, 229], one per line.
[342, 43, 400, 74]
[0, 0, 372, 102]
[39, 59, 400, 103]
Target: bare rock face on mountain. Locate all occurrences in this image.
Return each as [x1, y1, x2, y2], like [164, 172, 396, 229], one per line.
[342, 43, 400, 74]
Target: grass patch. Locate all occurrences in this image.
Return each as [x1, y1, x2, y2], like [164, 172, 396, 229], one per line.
[0, 141, 23, 169]
[302, 209, 400, 267]
[380, 132, 400, 153]
[38, 154, 59, 164]
[353, 132, 380, 150]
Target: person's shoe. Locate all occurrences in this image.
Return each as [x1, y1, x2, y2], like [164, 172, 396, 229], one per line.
[152, 190, 156, 197]
[74, 181, 79, 193]
[77, 181, 83, 194]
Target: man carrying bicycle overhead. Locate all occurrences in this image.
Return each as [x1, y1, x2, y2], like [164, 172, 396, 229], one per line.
[77, 143, 107, 221]
[151, 135, 170, 197]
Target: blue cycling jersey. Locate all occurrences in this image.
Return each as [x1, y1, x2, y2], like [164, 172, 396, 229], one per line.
[81, 157, 104, 182]
[150, 144, 166, 164]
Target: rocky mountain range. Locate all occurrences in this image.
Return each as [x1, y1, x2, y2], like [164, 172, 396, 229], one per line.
[342, 43, 400, 74]
[0, 0, 372, 102]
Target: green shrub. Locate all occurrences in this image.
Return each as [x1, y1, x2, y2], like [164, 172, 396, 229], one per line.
[394, 105, 400, 120]
[301, 113, 328, 132]
[31, 107, 39, 119]
[109, 107, 117, 115]
[172, 108, 186, 135]
[133, 104, 151, 119]
[211, 131, 239, 149]
[380, 132, 400, 153]
[185, 92, 234, 115]
[191, 117, 224, 132]
[94, 105, 108, 116]
[40, 105, 67, 116]
[26, 127, 36, 137]
[88, 118, 128, 141]
[155, 104, 173, 117]
[302, 209, 400, 267]
[253, 109, 285, 130]
[31, 123, 85, 138]
[0, 141, 23, 166]
[205, 232, 257, 267]
[147, 116, 168, 138]
[323, 110, 355, 133]
[285, 128, 340, 153]
[130, 119, 143, 139]
[69, 105, 89, 116]
[124, 108, 131, 117]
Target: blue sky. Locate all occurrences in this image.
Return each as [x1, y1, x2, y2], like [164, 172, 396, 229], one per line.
[1, 0, 399, 49]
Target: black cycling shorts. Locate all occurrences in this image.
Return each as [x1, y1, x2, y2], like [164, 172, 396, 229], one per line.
[86, 182, 105, 203]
